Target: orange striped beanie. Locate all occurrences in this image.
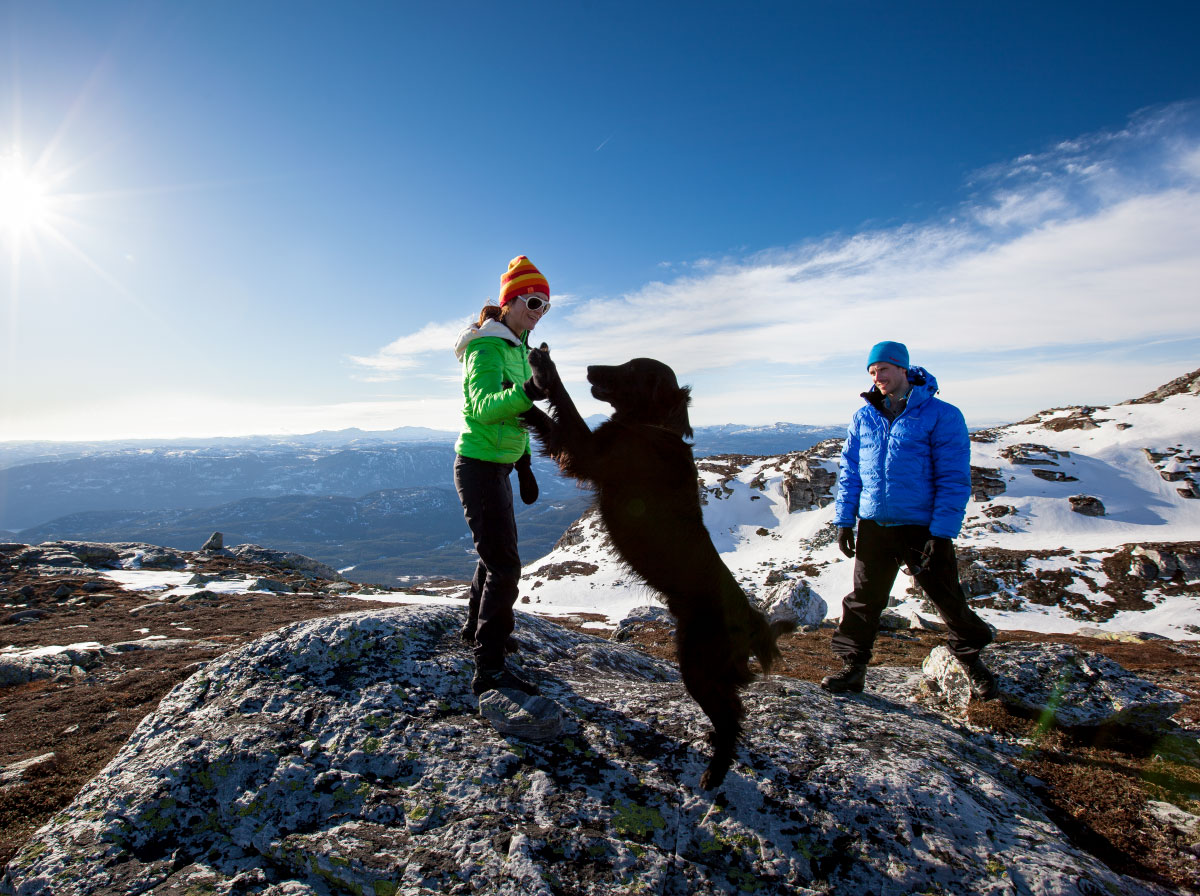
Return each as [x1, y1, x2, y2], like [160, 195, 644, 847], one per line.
[499, 255, 549, 306]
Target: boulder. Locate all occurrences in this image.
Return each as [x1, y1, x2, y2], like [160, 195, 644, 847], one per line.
[758, 578, 826, 628]
[1068, 495, 1105, 517]
[0, 644, 104, 687]
[1179, 552, 1200, 582]
[117, 544, 189, 570]
[1074, 627, 1168, 643]
[1, 608, 49, 625]
[921, 643, 1187, 731]
[1031, 468, 1078, 482]
[1, 607, 1164, 896]
[1131, 554, 1160, 579]
[231, 544, 342, 581]
[201, 531, 224, 552]
[0, 753, 56, 787]
[612, 605, 674, 642]
[981, 503, 1017, 518]
[1132, 547, 1179, 579]
[478, 689, 564, 741]
[960, 561, 1000, 596]
[901, 610, 948, 632]
[878, 609, 912, 631]
[248, 577, 293, 594]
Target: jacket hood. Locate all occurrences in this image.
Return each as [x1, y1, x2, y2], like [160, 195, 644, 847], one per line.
[862, 366, 940, 410]
[453, 318, 524, 362]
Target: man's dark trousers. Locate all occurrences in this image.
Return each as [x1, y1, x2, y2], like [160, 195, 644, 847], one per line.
[832, 519, 993, 665]
[453, 455, 520, 667]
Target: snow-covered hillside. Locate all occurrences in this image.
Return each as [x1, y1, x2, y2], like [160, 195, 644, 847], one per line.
[518, 369, 1200, 638]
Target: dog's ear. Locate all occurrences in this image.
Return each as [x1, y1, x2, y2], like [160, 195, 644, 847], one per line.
[664, 385, 693, 439]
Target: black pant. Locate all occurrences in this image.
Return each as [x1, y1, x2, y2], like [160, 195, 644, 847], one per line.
[454, 455, 521, 667]
[832, 519, 992, 665]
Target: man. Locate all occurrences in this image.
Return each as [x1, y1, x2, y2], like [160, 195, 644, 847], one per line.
[823, 340, 998, 700]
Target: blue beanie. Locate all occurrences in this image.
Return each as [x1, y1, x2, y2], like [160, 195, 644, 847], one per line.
[866, 340, 909, 370]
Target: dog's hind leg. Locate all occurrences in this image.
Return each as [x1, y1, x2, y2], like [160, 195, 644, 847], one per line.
[677, 624, 748, 790]
[689, 674, 744, 791]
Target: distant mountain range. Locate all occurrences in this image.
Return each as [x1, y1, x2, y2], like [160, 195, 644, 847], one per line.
[0, 422, 843, 582]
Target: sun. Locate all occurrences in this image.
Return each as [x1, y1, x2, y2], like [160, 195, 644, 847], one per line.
[0, 150, 55, 237]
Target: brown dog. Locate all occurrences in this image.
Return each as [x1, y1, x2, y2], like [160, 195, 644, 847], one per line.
[521, 347, 790, 789]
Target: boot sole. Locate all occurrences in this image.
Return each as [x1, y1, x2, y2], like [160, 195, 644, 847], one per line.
[820, 680, 865, 694]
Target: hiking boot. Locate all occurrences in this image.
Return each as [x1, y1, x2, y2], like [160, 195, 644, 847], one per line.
[460, 624, 519, 654]
[820, 661, 867, 694]
[962, 657, 999, 701]
[472, 663, 539, 696]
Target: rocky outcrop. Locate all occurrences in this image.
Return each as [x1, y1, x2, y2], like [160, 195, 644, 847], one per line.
[1011, 407, 1111, 432]
[926, 542, 1200, 625]
[0, 637, 226, 687]
[1123, 366, 1200, 404]
[1143, 446, 1200, 499]
[2, 606, 1176, 896]
[970, 466, 1007, 501]
[999, 443, 1069, 465]
[779, 439, 842, 512]
[6, 541, 191, 573]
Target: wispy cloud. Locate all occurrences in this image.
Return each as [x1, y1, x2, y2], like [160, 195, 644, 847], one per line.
[357, 102, 1200, 426]
[348, 319, 472, 380]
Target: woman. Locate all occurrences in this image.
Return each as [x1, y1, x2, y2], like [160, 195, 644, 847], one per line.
[452, 255, 550, 695]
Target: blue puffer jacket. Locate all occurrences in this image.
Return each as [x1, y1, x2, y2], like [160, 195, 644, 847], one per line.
[833, 367, 972, 539]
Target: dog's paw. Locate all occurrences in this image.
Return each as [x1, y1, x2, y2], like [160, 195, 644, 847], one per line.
[527, 345, 561, 393]
[700, 760, 731, 791]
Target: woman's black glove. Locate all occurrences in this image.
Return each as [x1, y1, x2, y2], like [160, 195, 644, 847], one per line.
[515, 453, 539, 504]
[837, 527, 856, 558]
[522, 378, 546, 401]
[503, 378, 545, 402]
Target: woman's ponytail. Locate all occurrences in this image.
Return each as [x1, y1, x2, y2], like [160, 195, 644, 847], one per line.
[477, 304, 505, 328]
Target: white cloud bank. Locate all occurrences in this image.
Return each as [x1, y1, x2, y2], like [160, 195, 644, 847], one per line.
[361, 102, 1200, 428]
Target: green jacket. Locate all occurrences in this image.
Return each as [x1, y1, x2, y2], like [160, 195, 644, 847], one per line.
[453, 319, 534, 463]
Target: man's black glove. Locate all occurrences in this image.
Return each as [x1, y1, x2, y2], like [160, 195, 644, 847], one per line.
[515, 453, 538, 504]
[909, 536, 951, 575]
[837, 527, 856, 558]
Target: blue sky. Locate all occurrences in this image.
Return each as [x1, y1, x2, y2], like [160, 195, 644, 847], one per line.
[3, 0, 1199, 440]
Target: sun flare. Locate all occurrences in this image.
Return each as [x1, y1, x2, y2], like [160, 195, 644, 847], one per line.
[0, 151, 54, 236]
